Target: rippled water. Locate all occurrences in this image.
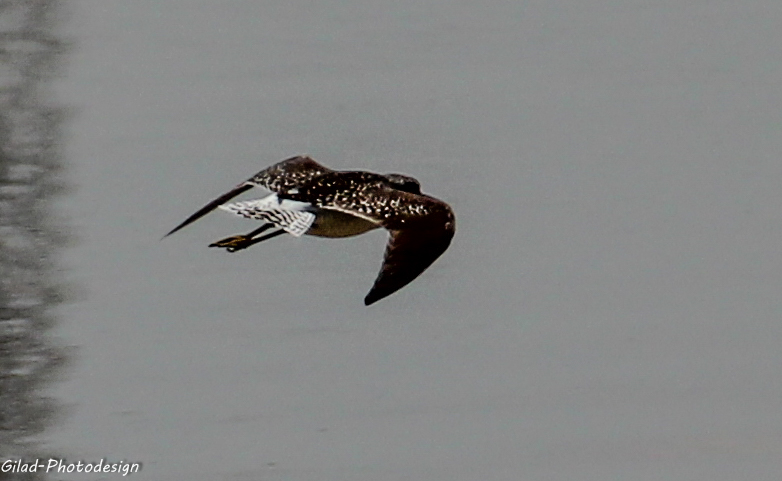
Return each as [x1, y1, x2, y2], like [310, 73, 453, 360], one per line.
[0, 1, 67, 479]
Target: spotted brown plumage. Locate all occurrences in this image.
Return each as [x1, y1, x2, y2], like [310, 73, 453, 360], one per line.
[165, 156, 455, 305]
[163, 155, 329, 237]
[247, 155, 333, 194]
[282, 172, 455, 304]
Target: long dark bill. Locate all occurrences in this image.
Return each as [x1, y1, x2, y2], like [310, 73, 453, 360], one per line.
[162, 183, 253, 238]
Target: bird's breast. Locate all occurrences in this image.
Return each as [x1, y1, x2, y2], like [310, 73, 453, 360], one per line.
[306, 209, 379, 238]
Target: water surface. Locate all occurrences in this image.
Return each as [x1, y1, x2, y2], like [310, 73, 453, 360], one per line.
[48, 1, 782, 480]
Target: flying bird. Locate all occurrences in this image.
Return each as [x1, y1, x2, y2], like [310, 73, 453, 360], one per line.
[164, 156, 455, 305]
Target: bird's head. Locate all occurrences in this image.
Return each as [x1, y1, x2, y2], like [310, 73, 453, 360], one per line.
[384, 173, 421, 194]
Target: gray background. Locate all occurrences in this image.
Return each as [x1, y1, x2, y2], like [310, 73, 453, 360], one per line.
[48, 0, 782, 480]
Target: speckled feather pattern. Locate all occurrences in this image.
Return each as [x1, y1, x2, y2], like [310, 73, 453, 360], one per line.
[162, 156, 331, 238]
[279, 170, 455, 305]
[165, 155, 455, 305]
[246, 155, 332, 194]
[282, 171, 455, 232]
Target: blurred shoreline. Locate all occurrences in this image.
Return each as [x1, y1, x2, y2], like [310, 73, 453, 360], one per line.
[0, 0, 68, 477]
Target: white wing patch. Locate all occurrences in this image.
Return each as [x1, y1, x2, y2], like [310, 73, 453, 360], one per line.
[218, 195, 316, 237]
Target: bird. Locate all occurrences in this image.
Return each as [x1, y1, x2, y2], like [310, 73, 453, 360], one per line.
[164, 155, 455, 305]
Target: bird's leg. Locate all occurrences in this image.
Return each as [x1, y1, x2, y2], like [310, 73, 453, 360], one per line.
[209, 224, 273, 251]
[222, 228, 287, 252]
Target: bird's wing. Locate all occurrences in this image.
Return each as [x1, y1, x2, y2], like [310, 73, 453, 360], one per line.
[163, 155, 330, 238]
[285, 172, 455, 304]
[247, 155, 333, 193]
[363, 225, 454, 305]
[219, 198, 316, 237]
